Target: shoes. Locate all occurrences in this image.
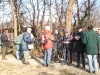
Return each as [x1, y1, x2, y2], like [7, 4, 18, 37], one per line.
[23, 62, 30, 65]
[2, 58, 7, 60]
[77, 65, 81, 68]
[82, 66, 85, 69]
[67, 63, 72, 66]
[89, 70, 92, 73]
[94, 70, 98, 74]
[43, 64, 48, 67]
[28, 56, 31, 59]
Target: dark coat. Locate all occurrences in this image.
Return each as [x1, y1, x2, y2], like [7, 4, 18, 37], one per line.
[1, 33, 9, 47]
[98, 34, 100, 63]
[62, 34, 73, 50]
[53, 33, 60, 49]
[75, 32, 85, 52]
[82, 30, 99, 55]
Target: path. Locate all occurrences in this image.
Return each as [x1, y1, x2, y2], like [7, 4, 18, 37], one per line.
[0, 55, 100, 75]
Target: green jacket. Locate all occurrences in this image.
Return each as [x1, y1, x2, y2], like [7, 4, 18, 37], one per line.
[82, 30, 99, 55]
[14, 36, 21, 51]
[98, 35, 100, 54]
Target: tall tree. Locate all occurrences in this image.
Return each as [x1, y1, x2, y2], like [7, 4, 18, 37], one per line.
[66, 0, 76, 33]
[9, 0, 17, 37]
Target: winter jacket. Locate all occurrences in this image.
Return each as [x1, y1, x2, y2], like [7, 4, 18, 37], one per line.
[21, 32, 32, 51]
[1, 33, 9, 47]
[98, 34, 100, 63]
[82, 30, 99, 55]
[43, 30, 55, 50]
[75, 32, 85, 52]
[53, 33, 60, 49]
[14, 36, 22, 51]
[62, 34, 73, 50]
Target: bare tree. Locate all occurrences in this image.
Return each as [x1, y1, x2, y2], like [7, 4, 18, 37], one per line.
[9, 0, 17, 37]
[66, 0, 76, 33]
[40, 0, 46, 30]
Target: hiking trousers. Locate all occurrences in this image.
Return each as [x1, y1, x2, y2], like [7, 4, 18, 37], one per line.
[2, 46, 7, 59]
[23, 50, 29, 63]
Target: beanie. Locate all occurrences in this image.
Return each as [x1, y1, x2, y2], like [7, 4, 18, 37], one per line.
[64, 29, 68, 33]
[45, 26, 50, 31]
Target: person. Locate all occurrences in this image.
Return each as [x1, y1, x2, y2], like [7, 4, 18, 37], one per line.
[43, 26, 55, 67]
[21, 27, 33, 65]
[14, 32, 22, 60]
[74, 27, 85, 68]
[52, 29, 60, 63]
[98, 28, 100, 68]
[62, 29, 73, 66]
[1, 29, 9, 60]
[82, 25, 99, 73]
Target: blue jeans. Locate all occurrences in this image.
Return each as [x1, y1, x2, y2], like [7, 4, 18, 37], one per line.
[87, 55, 98, 71]
[16, 50, 22, 60]
[76, 52, 85, 67]
[44, 48, 52, 66]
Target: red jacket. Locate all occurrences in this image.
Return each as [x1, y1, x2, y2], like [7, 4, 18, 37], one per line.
[43, 30, 55, 50]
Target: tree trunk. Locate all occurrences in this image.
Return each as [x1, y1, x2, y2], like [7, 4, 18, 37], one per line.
[49, 0, 52, 31]
[88, 0, 90, 25]
[9, 0, 17, 37]
[66, 0, 76, 33]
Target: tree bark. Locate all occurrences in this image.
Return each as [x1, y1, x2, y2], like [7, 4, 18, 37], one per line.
[66, 0, 76, 33]
[9, 0, 17, 37]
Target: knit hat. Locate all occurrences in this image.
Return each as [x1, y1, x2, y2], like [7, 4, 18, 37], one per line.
[27, 27, 32, 33]
[27, 27, 32, 31]
[64, 29, 68, 33]
[45, 26, 50, 31]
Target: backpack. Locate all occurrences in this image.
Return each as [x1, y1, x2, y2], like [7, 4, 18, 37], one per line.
[40, 33, 47, 45]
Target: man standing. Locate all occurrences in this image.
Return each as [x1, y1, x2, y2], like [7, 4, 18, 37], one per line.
[1, 29, 9, 60]
[75, 27, 85, 68]
[98, 28, 100, 68]
[62, 29, 73, 66]
[43, 26, 55, 67]
[21, 28, 33, 65]
[82, 25, 99, 73]
[52, 29, 60, 63]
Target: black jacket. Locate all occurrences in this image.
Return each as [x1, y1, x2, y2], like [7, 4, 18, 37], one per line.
[53, 33, 60, 49]
[1, 33, 9, 47]
[75, 32, 85, 52]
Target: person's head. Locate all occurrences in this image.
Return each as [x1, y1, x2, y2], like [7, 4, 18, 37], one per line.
[88, 25, 93, 30]
[44, 26, 50, 31]
[64, 29, 68, 36]
[27, 27, 32, 33]
[3, 29, 8, 34]
[78, 27, 82, 32]
[54, 29, 58, 34]
[98, 28, 100, 34]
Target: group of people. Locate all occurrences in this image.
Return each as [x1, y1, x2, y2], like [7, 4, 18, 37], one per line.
[1, 28, 34, 65]
[0, 25, 100, 74]
[40, 25, 100, 74]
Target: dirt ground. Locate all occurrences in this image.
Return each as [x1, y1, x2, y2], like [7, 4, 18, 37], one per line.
[0, 54, 100, 75]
